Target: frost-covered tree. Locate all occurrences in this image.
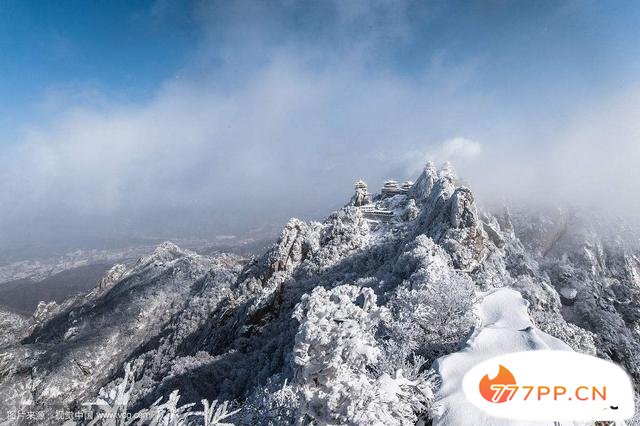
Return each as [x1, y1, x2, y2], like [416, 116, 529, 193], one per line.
[200, 399, 239, 426]
[83, 363, 237, 426]
[385, 235, 477, 362]
[132, 394, 237, 426]
[241, 376, 301, 425]
[392, 235, 454, 287]
[386, 275, 476, 362]
[84, 363, 136, 426]
[292, 285, 432, 425]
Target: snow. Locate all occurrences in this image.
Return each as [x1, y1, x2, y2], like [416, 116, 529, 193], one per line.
[559, 287, 577, 300]
[433, 288, 580, 426]
[476, 288, 533, 330]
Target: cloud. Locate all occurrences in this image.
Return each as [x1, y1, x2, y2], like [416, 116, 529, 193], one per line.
[548, 87, 640, 213]
[446, 85, 640, 217]
[439, 137, 482, 161]
[0, 48, 496, 249]
[1, 0, 640, 252]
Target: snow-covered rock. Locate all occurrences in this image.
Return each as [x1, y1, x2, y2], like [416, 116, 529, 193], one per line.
[349, 180, 372, 207]
[97, 263, 128, 289]
[0, 309, 28, 347]
[32, 300, 58, 324]
[409, 160, 438, 201]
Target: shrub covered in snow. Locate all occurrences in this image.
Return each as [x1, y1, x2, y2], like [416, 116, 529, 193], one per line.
[292, 285, 433, 425]
[241, 375, 301, 425]
[82, 363, 237, 426]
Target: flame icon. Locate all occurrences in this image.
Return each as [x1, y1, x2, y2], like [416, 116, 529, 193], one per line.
[479, 364, 517, 403]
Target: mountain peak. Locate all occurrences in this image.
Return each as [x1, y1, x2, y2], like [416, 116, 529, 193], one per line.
[136, 241, 192, 267]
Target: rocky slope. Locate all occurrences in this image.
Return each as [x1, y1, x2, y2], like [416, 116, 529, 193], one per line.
[0, 161, 638, 425]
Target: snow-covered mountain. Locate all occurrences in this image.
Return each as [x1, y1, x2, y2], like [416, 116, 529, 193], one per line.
[0, 161, 638, 425]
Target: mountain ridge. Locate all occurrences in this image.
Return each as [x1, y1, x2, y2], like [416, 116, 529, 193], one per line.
[0, 160, 638, 425]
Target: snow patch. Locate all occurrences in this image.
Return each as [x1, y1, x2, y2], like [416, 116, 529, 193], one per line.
[433, 288, 580, 426]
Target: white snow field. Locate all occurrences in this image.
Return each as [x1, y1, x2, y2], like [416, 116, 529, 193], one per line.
[433, 288, 592, 426]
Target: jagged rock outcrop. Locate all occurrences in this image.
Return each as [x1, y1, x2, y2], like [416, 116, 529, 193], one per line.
[409, 160, 437, 200]
[348, 180, 372, 207]
[412, 163, 486, 271]
[32, 300, 58, 325]
[97, 263, 127, 290]
[265, 218, 321, 279]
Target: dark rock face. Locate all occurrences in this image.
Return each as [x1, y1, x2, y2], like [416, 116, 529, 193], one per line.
[0, 161, 638, 425]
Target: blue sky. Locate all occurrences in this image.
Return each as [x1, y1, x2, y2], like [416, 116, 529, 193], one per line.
[3, 0, 639, 141]
[0, 0, 197, 141]
[1, 1, 640, 251]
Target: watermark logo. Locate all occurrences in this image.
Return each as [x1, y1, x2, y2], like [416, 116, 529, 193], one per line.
[479, 364, 517, 403]
[463, 351, 635, 421]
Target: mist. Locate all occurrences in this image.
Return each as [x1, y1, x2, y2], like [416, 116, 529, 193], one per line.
[1, 1, 640, 254]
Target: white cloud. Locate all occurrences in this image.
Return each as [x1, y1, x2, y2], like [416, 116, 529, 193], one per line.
[439, 137, 482, 161]
[4, 53, 640, 249]
[2, 1, 640, 250]
[0, 50, 496, 248]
